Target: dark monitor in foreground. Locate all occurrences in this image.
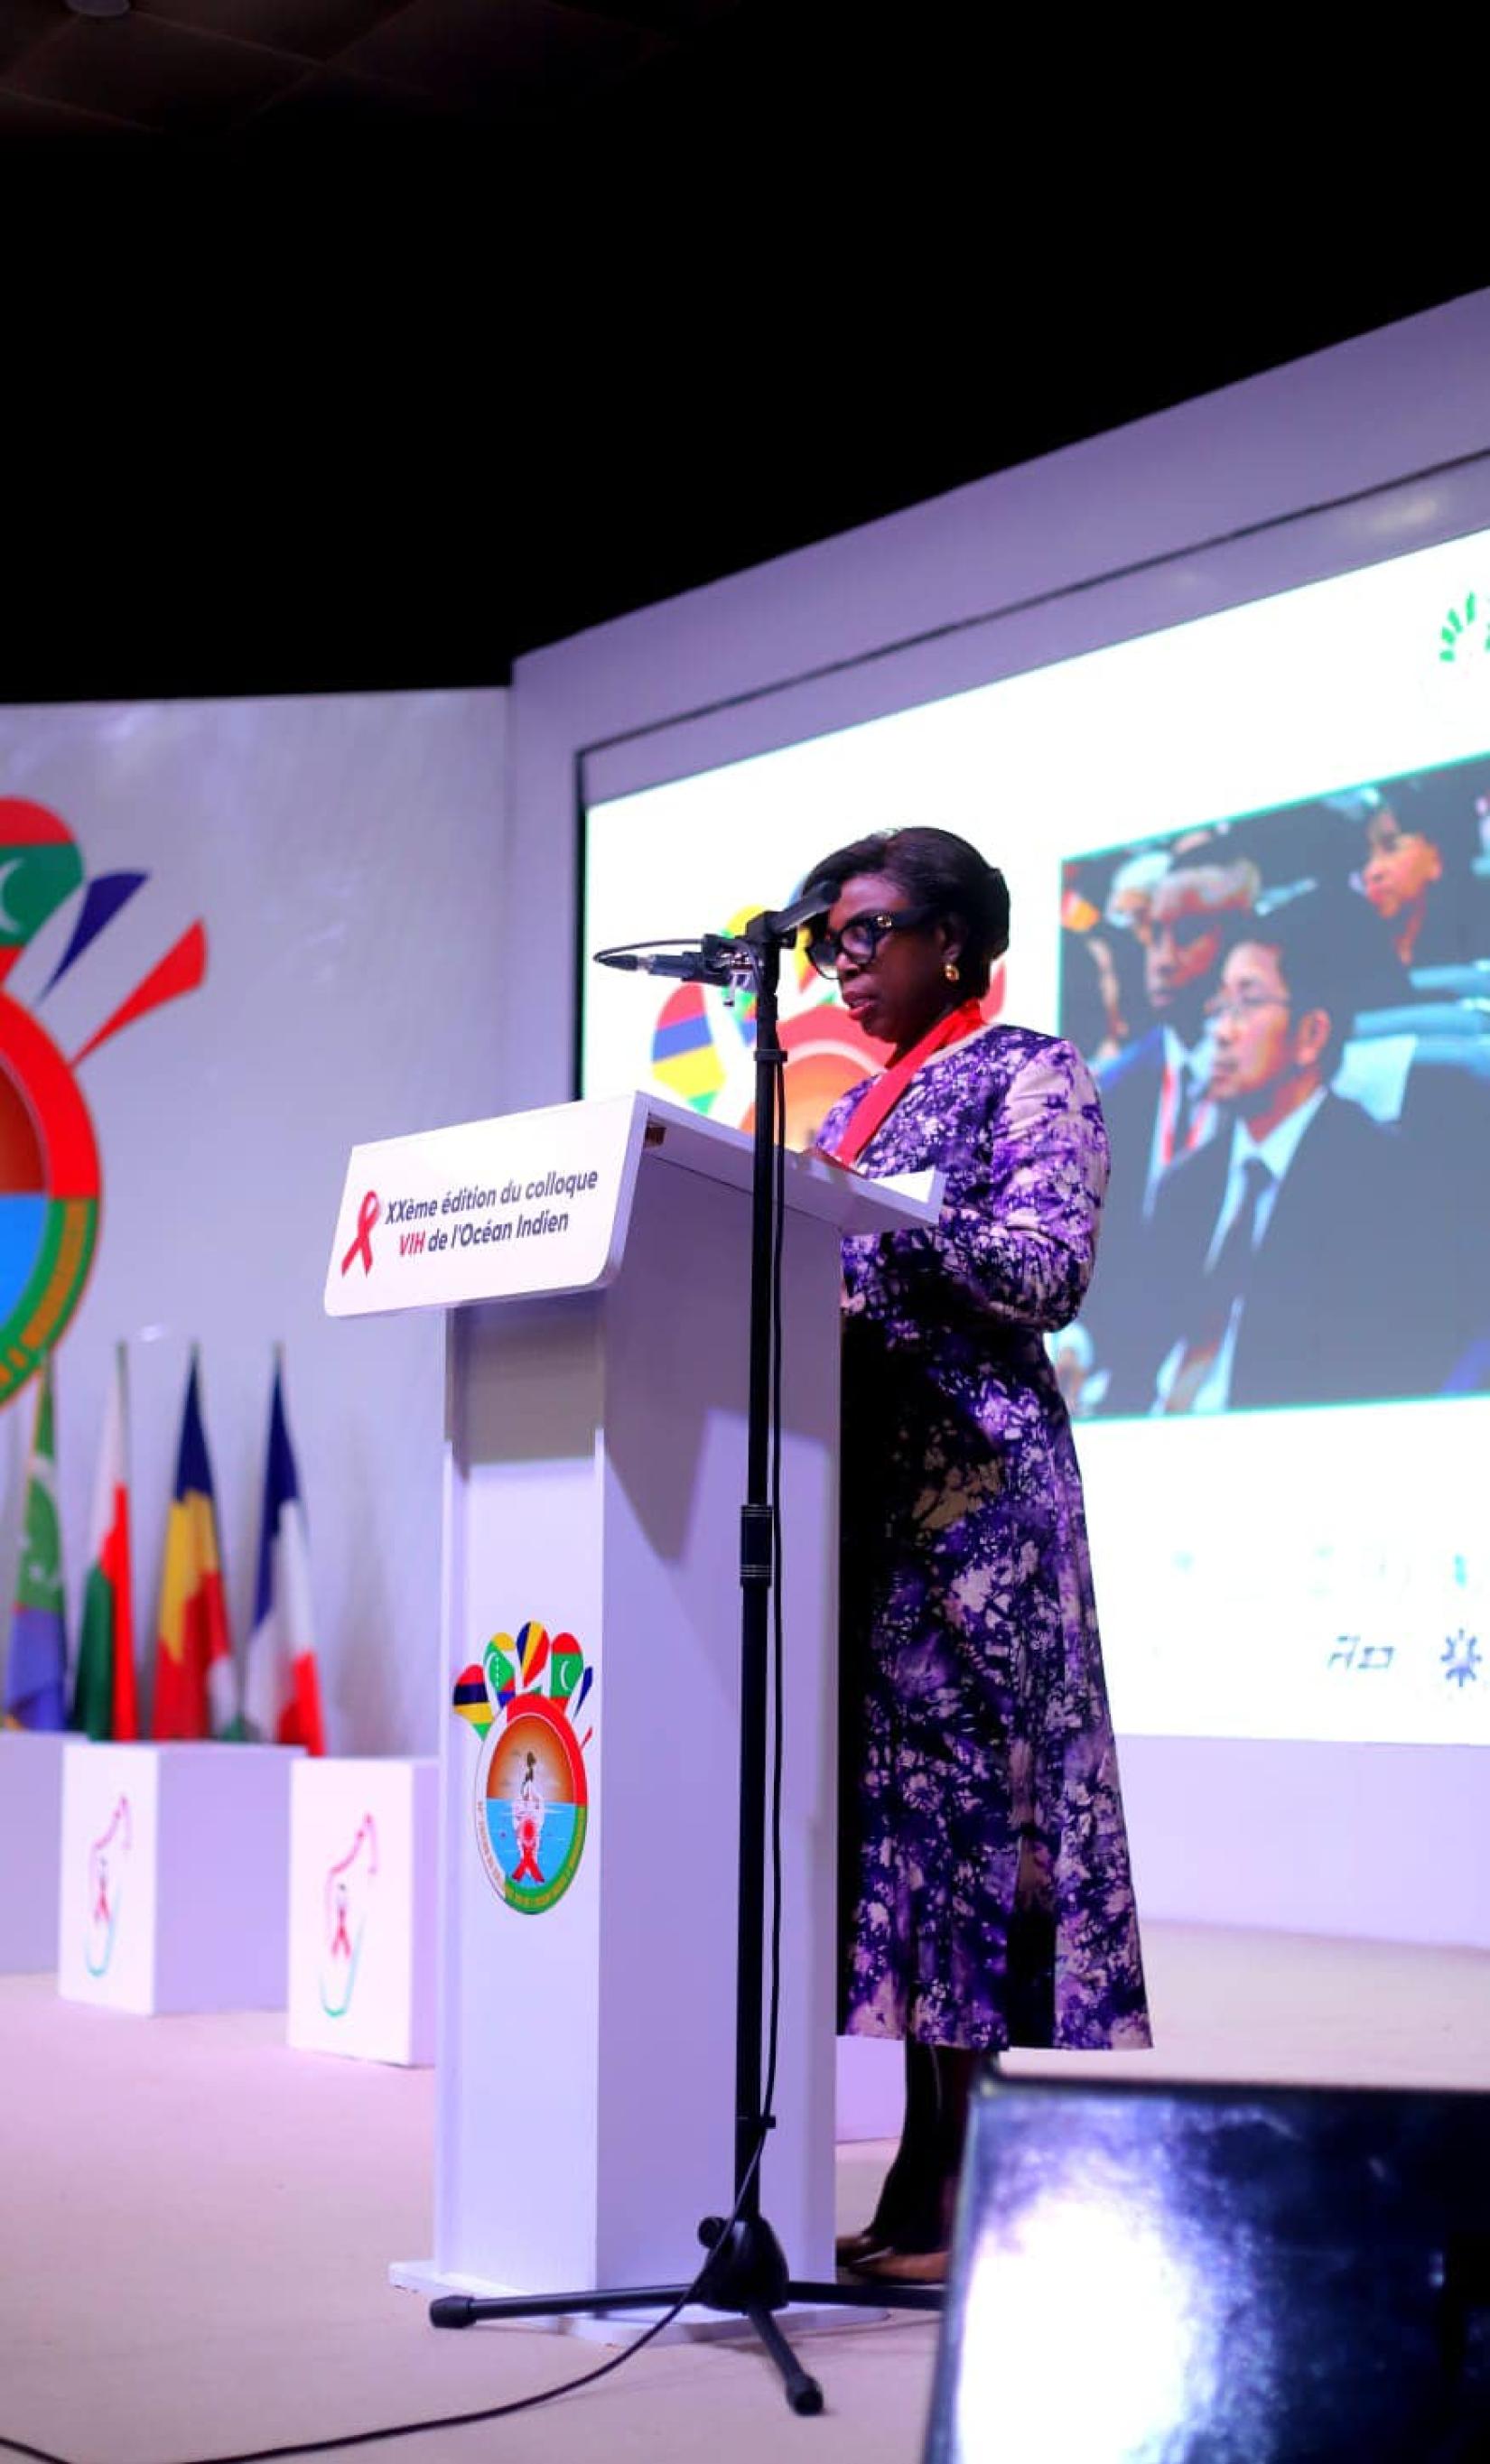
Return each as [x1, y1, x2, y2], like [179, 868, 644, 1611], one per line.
[925, 2070, 1490, 2463]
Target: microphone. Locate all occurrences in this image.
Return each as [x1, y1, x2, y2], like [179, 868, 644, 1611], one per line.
[592, 936, 744, 984]
[595, 950, 713, 979]
[592, 884, 840, 984]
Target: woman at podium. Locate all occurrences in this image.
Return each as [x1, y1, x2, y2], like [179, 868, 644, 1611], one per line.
[802, 825, 1150, 2285]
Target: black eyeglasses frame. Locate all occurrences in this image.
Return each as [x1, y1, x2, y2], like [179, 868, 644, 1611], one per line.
[804, 904, 938, 980]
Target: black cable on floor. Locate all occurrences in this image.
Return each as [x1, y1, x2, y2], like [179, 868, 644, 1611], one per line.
[0, 2129, 776, 2464]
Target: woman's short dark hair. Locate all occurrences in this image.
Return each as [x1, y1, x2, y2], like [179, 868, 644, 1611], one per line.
[800, 826, 1010, 997]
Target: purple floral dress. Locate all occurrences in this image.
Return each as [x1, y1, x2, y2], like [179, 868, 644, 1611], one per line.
[819, 1022, 1150, 2052]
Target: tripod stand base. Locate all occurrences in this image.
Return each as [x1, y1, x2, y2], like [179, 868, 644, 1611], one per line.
[395, 2255, 880, 2348]
[417, 2199, 944, 2414]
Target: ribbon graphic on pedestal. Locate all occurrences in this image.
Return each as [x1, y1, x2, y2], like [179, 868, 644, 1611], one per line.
[320, 1812, 378, 2017]
[85, 1792, 132, 1977]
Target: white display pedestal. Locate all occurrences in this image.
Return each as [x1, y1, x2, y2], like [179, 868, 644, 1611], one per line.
[0, 1732, 67, 1973]
[57, 1742, 300, 2014]
[286, 1756, 438, 2065]
[326, 1091, 938, 2310]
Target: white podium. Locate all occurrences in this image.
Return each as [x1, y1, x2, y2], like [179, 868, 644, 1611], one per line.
[326, 1091, 937, 2302]
[57, 1742, 300, 2014]
[0, 1733, 67, 1972]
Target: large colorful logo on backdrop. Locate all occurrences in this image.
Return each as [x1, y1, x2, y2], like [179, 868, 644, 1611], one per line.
[0, 798, 207, 1409]
[452, 1621, 594, 1915]
[649, 905, 1004, 1149]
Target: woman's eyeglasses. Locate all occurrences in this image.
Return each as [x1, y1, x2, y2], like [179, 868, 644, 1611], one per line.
[805, 906, 936, 979]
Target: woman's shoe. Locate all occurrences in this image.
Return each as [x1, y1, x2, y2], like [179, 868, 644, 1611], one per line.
[842, 2243, 949, 2287]
[834, 2225, 896, 2266]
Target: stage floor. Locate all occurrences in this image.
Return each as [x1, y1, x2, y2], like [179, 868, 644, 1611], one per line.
[1, 1921, 1485, 2464]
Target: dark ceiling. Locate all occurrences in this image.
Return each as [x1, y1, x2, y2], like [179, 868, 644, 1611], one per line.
[5, 0, 1485, 703]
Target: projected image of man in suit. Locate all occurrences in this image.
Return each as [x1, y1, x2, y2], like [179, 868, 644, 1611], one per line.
[1131, 895, 1427, 1414]
[1107, 847, 1262, 1223]
[1073, 843, 1259, 1400]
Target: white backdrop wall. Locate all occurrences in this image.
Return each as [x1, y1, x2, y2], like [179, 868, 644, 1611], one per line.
[0, 686, 506, 1757]
[500, 293, 1490, 1950]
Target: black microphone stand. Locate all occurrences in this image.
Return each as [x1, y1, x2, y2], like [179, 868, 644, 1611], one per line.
[430, 905, 943, 2413]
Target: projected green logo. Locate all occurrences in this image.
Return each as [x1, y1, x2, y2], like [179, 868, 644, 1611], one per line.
[1438, 593, 1489, 663]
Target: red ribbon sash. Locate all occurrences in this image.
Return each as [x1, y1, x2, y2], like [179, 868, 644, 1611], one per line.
[823, 998, 986, 1167]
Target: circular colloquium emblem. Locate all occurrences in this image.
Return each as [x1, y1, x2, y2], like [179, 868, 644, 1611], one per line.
[0, 994, 100, 1408]
[475, 1697, 589, 1915]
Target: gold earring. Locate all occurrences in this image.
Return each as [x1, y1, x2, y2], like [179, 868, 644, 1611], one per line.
[944, 960, 960, 983]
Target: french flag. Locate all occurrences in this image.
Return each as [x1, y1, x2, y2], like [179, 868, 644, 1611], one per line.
[244, 1354, 326, 1756]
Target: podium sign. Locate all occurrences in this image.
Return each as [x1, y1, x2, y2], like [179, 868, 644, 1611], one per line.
[328, 1093, 939, 2302]
[325, 1095, 644, 1316]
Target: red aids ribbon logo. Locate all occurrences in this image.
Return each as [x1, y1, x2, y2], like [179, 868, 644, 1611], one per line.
[512, 1808, 545, 1884]
[340, 1189, 380, 1277]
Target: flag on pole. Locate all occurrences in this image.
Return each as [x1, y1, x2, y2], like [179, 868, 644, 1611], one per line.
[2, 1356, 67, 1731]
[71, 1344, 139, 1742]
[151, 1351, 237, 1740]
[244, 1354, 326, 1755]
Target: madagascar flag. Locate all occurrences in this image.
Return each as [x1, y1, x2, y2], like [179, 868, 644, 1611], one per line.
[151, 1353, 237, 1740]
[71, 1344, 139, 1742]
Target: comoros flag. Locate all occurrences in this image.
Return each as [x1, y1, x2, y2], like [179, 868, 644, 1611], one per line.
[2, 1356, 67, 1732]
[151, 1353, 237, 1741]
[71, 1345, 138, 1743]
[244, 1361, 325, 1756]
